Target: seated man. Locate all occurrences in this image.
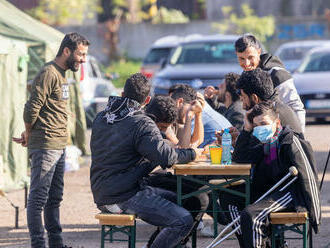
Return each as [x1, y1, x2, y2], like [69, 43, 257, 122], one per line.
[169, 84, 232, 148]
[236, 68, 303, 135]
[204, 72, 245, 131]
[90, 73, 201, 248]
[219, 102, 320, 248]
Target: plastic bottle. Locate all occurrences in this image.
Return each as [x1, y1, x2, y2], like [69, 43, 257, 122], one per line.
[221, 128, 232, 165]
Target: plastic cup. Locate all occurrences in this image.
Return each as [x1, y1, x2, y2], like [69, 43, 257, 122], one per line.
[209, 146, 222, 164]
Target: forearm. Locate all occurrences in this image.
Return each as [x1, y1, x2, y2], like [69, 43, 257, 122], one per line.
[191, 113, 204, 147]
[177, 116, 193, 148]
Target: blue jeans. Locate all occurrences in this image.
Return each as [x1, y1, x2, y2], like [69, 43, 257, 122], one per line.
[118, 186, 193, 248]
[27, 149, 65, 248]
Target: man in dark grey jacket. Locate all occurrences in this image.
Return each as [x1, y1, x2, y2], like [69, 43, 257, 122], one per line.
[90, 73, 199, 248]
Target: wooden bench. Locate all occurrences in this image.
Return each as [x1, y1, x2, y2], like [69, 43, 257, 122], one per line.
[270, 212, 309, 248]
[95, 213, 136, 248]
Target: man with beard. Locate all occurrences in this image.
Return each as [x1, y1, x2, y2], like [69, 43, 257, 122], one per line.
[13, 33, 89, 248]
[236, 68, 302, 134]
[234, 34, 306, 133]
[205, 73, 245, 131]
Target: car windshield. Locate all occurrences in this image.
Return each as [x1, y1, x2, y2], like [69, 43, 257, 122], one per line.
[298, 52, 330, 72]
[278, 46, 314, 60]
[170, 41, 236, 65]
[143, 48, 172, 64]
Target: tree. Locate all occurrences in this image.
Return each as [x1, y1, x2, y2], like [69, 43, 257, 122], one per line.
[213, 4, 275, 43]
[27, 0, 101, 26]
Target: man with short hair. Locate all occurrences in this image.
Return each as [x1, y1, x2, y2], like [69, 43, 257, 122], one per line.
[234, 34, 305, 132]
[205, 73, 245, 131]
[170, 84, 231, 148]
[237, 68, 302, 134]
[13, 32, 90, 248]
[90, 73, 200, 248]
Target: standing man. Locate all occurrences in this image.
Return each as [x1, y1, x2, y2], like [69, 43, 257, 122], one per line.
[234, 34, 306, 132]
[13, 33, 89, 248]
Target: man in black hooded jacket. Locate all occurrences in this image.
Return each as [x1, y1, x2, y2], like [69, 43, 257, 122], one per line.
[90, 73, 200, 248]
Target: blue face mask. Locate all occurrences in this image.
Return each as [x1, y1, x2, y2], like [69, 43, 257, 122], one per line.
[252, 124, 274, 143]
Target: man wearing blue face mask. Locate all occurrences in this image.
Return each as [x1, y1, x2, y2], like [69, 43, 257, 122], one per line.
[217, 102, 320, 248]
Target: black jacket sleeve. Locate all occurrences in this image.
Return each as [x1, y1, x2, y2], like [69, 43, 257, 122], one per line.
[134, 117, 195, 169]
[206, 96, 227, 114]
[233, 130, 264, 163]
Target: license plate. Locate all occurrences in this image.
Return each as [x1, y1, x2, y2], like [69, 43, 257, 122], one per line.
[306, 99, 330, 109]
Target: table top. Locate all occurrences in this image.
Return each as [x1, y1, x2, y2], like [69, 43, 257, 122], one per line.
[173, 160, 251, 176]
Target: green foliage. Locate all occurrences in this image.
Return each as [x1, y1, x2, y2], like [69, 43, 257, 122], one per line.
[152, 7, 190, 24]
[105, 59, 142, 88]
[27, 0, 101, 25]
[213, 4, 275, 43]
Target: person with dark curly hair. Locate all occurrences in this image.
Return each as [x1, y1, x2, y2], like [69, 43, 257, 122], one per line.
[236, 68, 302, 134]
[145, 95, 178, 136]
[234, 34, 305, 132]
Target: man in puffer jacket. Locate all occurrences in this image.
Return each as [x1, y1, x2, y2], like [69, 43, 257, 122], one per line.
[90, 73, 200, 248]
[234, 34, 306, 133]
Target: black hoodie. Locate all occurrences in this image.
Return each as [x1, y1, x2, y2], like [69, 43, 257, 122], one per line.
[90, 96, 196, 206]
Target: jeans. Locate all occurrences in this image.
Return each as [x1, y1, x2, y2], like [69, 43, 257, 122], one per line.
[27, 149, 65, 248]
[118, 186, 194, 248]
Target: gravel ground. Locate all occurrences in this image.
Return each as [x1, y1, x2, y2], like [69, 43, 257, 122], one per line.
[1, 123, 330, 248]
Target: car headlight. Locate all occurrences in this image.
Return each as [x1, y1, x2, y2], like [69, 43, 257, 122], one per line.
[153, 77, 172, 89]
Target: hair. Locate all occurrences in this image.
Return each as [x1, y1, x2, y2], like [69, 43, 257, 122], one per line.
[56, 32, 90, 57]
[146, 96, 178, 124]
[235, 34, 261, 53]
[224, 72, 240, 102]
[169, 84, 197, 104]
[123, 73, 151, 104]
[247, 101, 278, 124]
[237, 68, 274, 101]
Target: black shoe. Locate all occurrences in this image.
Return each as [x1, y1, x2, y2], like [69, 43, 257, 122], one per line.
[62, 246, 72, 248]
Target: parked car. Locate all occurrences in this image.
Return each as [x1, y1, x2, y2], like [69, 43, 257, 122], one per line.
[274, 40, 330, 72]
[80, 55, 118, 127]
[152, 34, 242, 95]
[140, 35, 182, 79]
[293, 46, 330, 121]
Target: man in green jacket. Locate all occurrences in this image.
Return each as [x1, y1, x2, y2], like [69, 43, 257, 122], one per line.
[13, 33, 89, 248]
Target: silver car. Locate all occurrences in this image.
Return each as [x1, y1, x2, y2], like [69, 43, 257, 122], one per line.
[293, 46, 330, 121]
[275, 40, 330, 72]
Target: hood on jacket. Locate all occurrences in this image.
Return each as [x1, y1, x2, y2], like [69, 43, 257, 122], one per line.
[259, 53, 285, 70]
[104, 96, 142, 124]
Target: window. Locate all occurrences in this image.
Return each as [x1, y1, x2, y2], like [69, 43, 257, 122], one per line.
[170, 41, 236, 65]
[301, 52, 330, 72]
[143, 48, 172, 64]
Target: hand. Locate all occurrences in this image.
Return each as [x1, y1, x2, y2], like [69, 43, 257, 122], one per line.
[215, 127, 240, 147]
[192, 147, 204, 160]
[12, 131, 29, 147]
[204, 86, 218, 99]
[196, 92, 206, 109]
[188, 99, 203, 115]
[243, 110, 253, 132]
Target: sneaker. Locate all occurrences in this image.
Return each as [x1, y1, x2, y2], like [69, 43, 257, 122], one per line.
[199, 225, 214, 237]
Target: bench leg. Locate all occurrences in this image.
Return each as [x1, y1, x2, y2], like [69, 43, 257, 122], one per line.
[303, 220, 308, 248]
[101, 225, 105, 248]
[129, 223, 136, 248]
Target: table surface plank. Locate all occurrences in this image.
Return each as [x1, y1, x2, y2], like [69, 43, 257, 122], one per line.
[173, 161, 251, 175]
